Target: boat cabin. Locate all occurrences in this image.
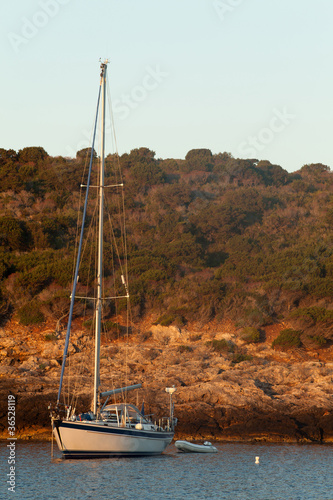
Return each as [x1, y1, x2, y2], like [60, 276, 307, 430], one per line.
[100, 403, 154, 429]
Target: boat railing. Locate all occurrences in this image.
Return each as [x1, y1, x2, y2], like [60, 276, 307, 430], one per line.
[156, 416, 177, 432]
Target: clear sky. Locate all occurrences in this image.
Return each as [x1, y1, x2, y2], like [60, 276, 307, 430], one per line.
[1, 0, 332, 172]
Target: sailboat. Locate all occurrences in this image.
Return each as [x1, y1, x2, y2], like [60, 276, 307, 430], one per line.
[50, 60, 177, 459]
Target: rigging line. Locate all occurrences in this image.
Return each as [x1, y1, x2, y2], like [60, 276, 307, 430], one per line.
[72, 193, 98, 330]
[71, 108, 97, 284]
[72, 188, 83, 286]
[105, 170, 128, 309]
[57, 84, 102, 406]
[106, 211, 126, 278]
[105, 205, 130, 391]
[71, 183, 99, 400]
[106, 73, 125, 246]
[66, 342, 72, 408]
[106, 210, 123, 354]
[80, 199, 99, 305]
[66, 121, 100, 408]
[71, 221, 96, 401]
[79, 98, 97, 189]
[71, 325, 93, 410]
[65, 171, 99, 407]
[100, 320, 118, 395]
[120, 186, 129, 297]
[106, 71, 128, 300]
[106, 71, 119, 159]
[124, 294, 130, 403]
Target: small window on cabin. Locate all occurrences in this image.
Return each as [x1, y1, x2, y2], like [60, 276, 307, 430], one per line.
[101, 409, 118, 421]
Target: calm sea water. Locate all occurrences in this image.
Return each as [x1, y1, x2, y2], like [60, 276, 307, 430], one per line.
[1, 441, 332, 499]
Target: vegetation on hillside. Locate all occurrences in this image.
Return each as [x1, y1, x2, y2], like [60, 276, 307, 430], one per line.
[0, 146, 332, 346]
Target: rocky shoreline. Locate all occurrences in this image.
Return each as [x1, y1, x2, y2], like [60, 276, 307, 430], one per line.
[1, 321, 333, 444]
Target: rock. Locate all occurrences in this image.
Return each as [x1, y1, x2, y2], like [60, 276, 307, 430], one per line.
[41, 340, 77, 358]
[0, 366, 16, 376]
[0, 338, 19, 348]
[19, 356, 39, 371]
[0, 328, 7, 338]
[50, 359, 60, 367]
[150, 325, 188, 343]
[214, 332, 237, 342]
[1, 319, 333, 443]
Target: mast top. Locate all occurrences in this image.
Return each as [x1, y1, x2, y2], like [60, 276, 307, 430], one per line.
[100, 59, 109, 78]
[100, 58, 109, 69]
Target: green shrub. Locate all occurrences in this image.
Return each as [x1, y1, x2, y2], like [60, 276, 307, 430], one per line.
[0, 286, 10, 323]
[18, 302, 45, 325]
[243, 307, 271, 327]
[241, 327, 260, 343]
[16, 266, 52, 296]
[51, 257, 77, 287]
[290, 307, 333, 324]
[103, 320, 118, 329]
[44, 333, 57, 341]
[103, 320, 119, 332]
[83, 319, 93, 329]
[84, 319, 120, 333]
[206, 339, 232, 353]
[0, 216, 31, 251]
[155, 314, 175, 327]
[307, 335, 327, 347]
[272, 329, 302, 349]
[232, 353, 252, 364]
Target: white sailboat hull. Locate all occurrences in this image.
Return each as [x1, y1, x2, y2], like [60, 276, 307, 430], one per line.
[53, 420, 174, 458]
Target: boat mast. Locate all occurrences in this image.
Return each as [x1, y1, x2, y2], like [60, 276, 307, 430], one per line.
[56, 85, 101, 408]
[93, 60, 108, 415]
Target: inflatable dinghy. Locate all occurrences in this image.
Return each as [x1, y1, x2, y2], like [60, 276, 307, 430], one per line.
[175, 440, 217, 453]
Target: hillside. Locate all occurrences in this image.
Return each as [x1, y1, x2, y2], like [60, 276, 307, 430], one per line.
[0, 146, 332, 441]
[0, 146, 332, 340]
